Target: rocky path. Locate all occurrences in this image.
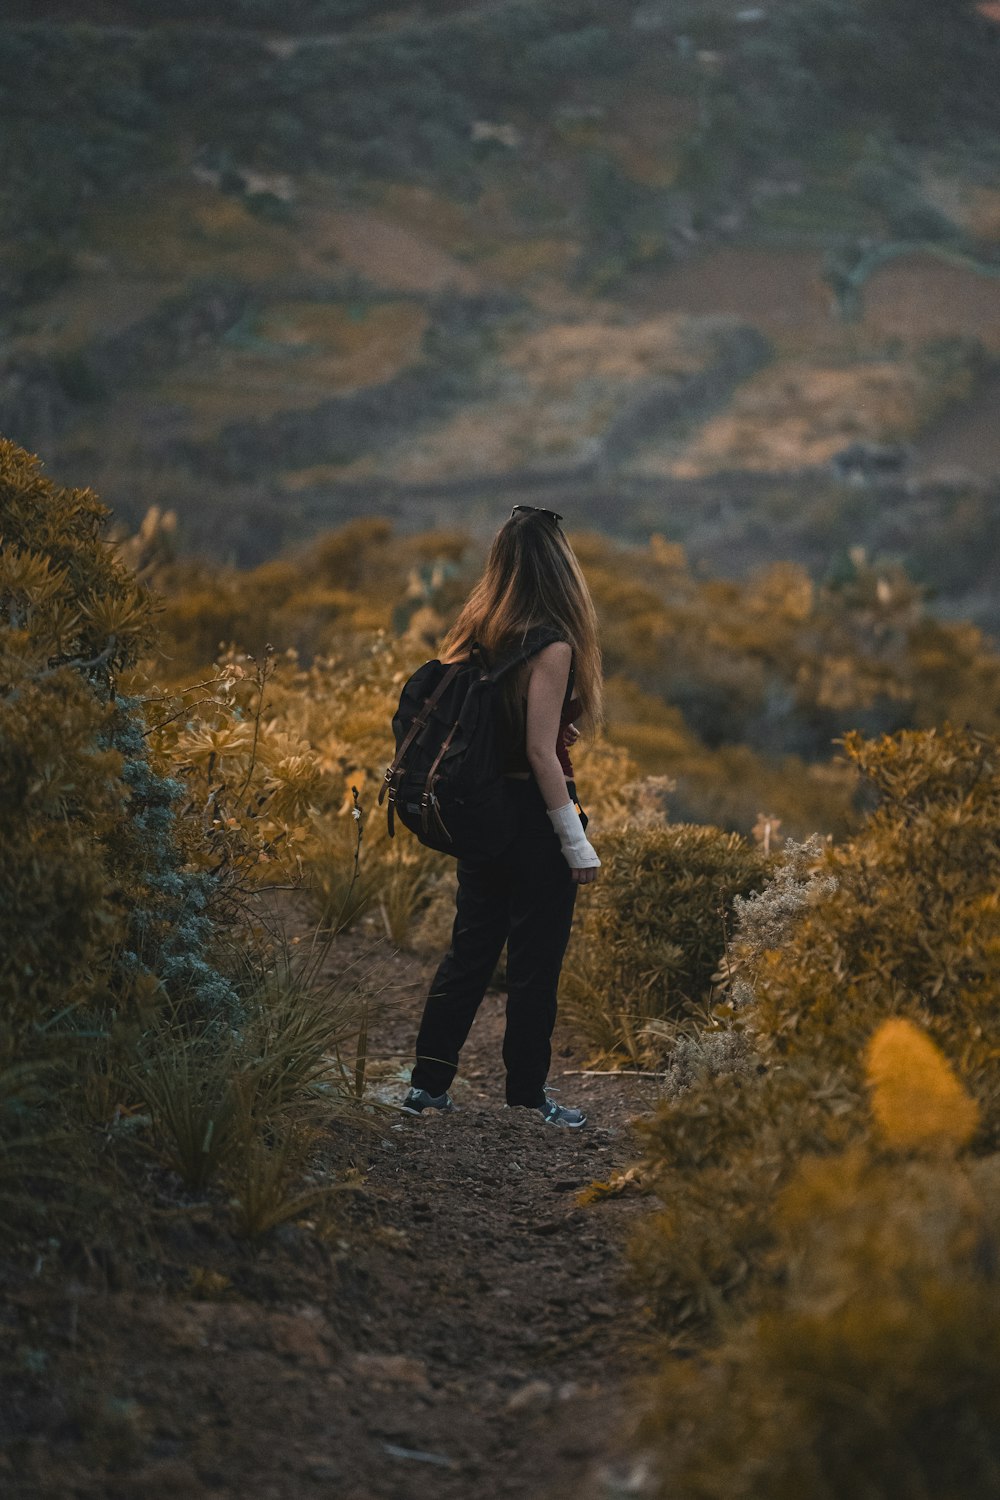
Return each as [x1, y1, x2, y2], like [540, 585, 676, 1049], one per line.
[5, 939, 661, 1500]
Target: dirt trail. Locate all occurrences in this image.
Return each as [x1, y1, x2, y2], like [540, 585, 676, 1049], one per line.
[5, 938, 660, 1500]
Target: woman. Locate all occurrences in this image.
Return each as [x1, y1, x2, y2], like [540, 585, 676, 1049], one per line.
[402, 505, 603, 1127]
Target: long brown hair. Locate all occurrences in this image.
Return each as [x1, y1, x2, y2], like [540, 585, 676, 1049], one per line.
[438, 510, 604, 735]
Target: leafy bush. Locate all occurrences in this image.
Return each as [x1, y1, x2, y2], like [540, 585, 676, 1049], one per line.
[630, 734, 1000, 1486]
[632, 1057, 858, 1329]
[579, 534, 1000, 833]
[0, 439, 365, 1247]
[641, 1031, 1000, 1499]
[563, 821, 769, 1066]
[147, 520, 1000, 864]
[0, 441, 158, 1229]
[632, 722, 1000, 1338]
[1, 442, 153, 1027]
[752, 725, 1000, 1135]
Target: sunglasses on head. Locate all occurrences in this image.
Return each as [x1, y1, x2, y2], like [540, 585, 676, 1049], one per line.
[510, 505, 564, 524]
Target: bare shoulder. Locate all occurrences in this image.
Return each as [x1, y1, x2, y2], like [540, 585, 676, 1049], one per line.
[526, 639, 572, 683]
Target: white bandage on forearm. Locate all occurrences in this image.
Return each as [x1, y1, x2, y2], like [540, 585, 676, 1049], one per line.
[547, 800, 601, 869]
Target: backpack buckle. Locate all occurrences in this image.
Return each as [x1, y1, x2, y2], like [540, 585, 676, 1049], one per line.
[420, 787, 451, 843]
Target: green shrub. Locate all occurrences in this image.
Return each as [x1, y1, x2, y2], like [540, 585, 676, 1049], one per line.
[632, 1058, 859, 1330]
[0, 441, 241, 1226]
[752, 725, 1000, 1136]
[642, 1053, 1000, 1499]
[1, 442, 154, 1032]
[1, 440, 151, 1230]
[632, 723, 1000, 1338]
[563, 822, 769, 1066]
[0, 440, 364, 1247]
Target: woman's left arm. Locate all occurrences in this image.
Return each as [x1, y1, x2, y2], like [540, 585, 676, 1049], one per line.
[524, 643, 600, 883]
[524, 642, 574, 809]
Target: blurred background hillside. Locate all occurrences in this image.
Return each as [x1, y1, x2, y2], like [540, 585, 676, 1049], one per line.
[3, 0, 1000, 626]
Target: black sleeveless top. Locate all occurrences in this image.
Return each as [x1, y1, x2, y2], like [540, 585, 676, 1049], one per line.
[499, 639, 578, 775]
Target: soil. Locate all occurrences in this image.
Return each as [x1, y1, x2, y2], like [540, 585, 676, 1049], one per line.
[302, 207, 482, 296]
[2, 931, 663, 1500]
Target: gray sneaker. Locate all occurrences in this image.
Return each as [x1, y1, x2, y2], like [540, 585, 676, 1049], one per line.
[537, 1097, 587, 1128]
[401, 1086, 455, 1116]
[506, 1091, 587, 1128]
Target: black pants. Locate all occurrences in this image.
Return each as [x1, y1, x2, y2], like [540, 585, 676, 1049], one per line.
[411, 778, 583, 1107]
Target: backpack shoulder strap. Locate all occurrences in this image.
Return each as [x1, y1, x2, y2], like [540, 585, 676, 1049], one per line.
[378, 658, 465, 811]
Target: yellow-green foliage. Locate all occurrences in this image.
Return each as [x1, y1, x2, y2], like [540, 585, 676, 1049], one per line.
[633, 1058, 858, 1328]
[633, 724, 1000, 1495]
[135, 520, 479, 941]
[867, 1016, 980, 1154]
[267, 635, 452, 936]
[643, 1078, 1000, 1499]
[577, 532, 1000, 836]
[147, 518, 469, 680]
[580, 537, 1000, 743]
[563, 822, 769, 1067]
[1, 441, 156, 1223]
[145, 650, 344, 906]
[138, 516, 1000, 855]
[126, 949, 366, 1233]
[0, 441, 365, 1246]
[604, 672, 859, 839]
[633, 725, 1000, 1329]
[752, 725, 1000, 1135]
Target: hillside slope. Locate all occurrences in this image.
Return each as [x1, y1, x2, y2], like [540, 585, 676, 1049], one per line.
[3, 0, 1000, 614]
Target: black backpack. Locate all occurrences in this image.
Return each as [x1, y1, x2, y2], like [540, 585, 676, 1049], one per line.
[378, 626, 563, 859]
